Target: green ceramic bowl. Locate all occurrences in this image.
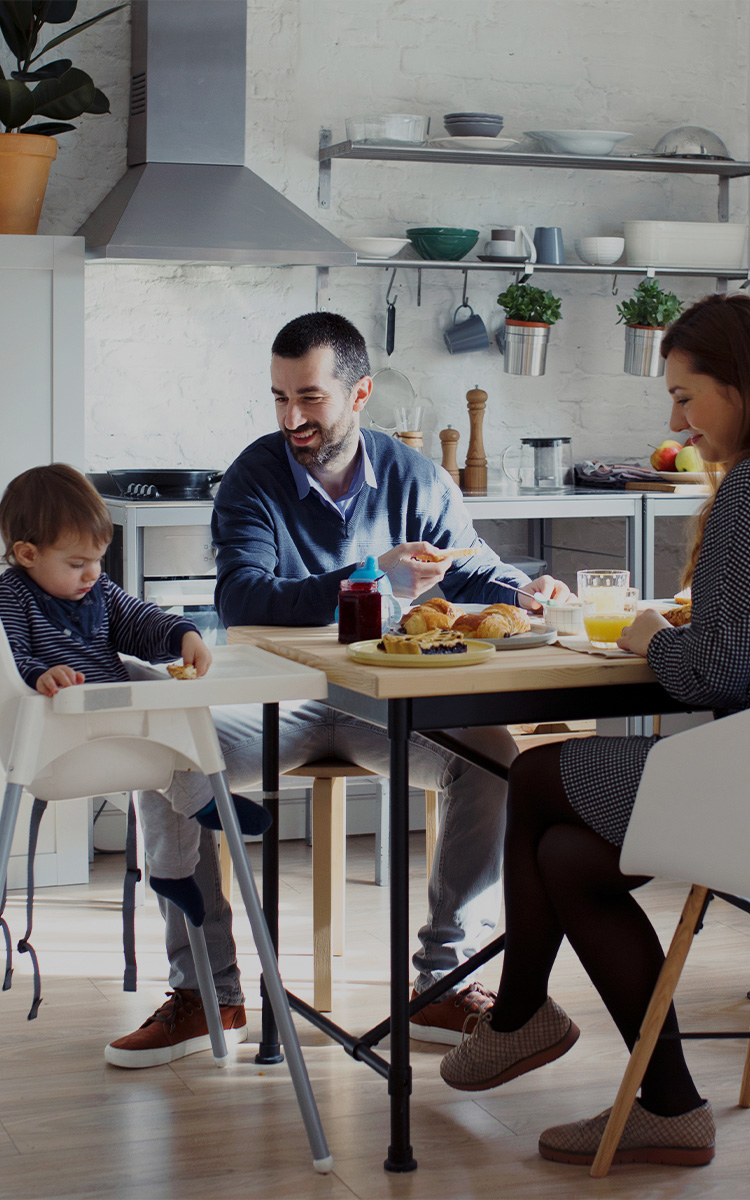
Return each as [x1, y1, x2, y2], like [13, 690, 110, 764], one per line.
[406, 227, 479, 261]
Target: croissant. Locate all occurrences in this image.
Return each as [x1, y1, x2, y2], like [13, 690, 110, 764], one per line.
[663, 604, 692, 627]
[477, 605, 532, 638]
[420, 598, 466, 622]
[400, 605, 454, 634]
[452, 612, 485, 636]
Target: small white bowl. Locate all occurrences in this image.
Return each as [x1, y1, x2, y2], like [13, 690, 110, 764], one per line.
[540, 600, 584, 635]
[526, 130, 632, 156]
[345, 237, 410, 259]
[574, 236, 625, 265]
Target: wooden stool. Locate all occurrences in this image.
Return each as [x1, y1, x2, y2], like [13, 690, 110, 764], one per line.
[219, 762, 439, 1011]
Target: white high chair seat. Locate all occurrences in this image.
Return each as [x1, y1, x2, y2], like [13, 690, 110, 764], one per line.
[591, 709, 750, 1177]
[0, 625, 333, 1173]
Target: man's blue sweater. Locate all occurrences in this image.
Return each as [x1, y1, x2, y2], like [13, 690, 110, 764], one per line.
[212, 429, 530, 627]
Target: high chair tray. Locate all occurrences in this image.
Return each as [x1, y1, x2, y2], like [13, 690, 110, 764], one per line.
[50, 644, 327, 714]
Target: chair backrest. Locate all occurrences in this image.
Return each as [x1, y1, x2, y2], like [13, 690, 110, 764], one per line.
[620, 709, 750, 898]
[0, 617, 34, 769]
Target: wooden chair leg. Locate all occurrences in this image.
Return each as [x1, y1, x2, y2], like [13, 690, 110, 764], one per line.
[590, 884, 709, 1178]
[739, 1036, 750, 1107]
[218, 832, 233, 903]
[424, 789, 439, 878]
[312, 776, 345, 1012]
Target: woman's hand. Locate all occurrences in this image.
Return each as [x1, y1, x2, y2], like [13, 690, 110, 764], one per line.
[517, 574, 571, 612]
[36, 664, 85, 696]
[617, 608, 670, 657]
[181, 631, 212, 676]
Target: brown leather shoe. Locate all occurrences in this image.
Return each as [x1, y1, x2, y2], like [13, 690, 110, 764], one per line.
[105, 988, 247, 1068]
[409, 982, 496, 1046]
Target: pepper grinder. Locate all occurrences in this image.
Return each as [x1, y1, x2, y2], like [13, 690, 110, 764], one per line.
[439, 426, 461, 485]
[462, 385, 488, 495]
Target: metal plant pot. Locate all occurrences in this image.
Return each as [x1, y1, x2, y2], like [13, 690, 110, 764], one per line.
[496, 320, 551, 376]
[624, 324, 666, 377]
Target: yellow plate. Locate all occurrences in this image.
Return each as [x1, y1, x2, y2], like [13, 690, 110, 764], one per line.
[346, 639, 496, 667]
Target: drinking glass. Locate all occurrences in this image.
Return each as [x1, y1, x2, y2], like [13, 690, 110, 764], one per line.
[583, 586, 639, 648]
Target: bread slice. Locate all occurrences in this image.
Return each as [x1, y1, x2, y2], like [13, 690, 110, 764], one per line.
[663, 604, 692, 627]
[167, 663, 198, 679]
[413, 547, 479, 562]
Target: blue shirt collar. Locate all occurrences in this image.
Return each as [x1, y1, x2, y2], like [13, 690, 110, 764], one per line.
[285, 432, 377, 510]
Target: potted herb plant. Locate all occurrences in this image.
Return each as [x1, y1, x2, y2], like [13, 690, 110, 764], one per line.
[495, 282, 562, 375]
[0, 1, 123, 234]
[616, 279, 683, 377]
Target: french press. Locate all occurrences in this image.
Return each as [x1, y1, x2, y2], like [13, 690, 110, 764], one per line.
[501, 437, 573, 492]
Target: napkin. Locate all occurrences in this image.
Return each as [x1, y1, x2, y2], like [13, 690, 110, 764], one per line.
[556, 634, 636, 659]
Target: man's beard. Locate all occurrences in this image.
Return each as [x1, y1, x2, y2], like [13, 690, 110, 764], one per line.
[284, 415, 356, 468]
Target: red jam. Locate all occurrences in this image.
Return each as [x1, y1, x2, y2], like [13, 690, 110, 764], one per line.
[338, 579, 382, 644]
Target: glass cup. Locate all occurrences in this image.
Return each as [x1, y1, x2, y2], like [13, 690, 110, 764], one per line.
[583, 586, 639, 648]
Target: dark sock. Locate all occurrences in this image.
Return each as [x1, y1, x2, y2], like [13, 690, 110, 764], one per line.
[194, 794, 272, 837]
[150, 874, 206, 926]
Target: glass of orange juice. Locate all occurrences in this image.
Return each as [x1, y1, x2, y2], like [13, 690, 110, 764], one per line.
[583, 587, 639, 648]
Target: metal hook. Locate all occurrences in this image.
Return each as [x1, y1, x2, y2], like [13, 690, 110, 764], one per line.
[611, 274, 618, 297]
[462, 269, 469, 308]
[386, 267, 398, 306]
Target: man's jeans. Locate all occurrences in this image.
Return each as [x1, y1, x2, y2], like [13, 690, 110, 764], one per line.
[141, 700, 517, 1004]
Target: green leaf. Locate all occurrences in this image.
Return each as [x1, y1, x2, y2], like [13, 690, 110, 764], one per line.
[0, 76, 34, 129]
[31, 65, 94, 118]
[29, 2, 124, 60]
[24, 118, 74, 134]
[85, 86, 109, 114]
[32, 1, 77, 23]
[11, 55, 70, 79]
[0, 1, 35, 62]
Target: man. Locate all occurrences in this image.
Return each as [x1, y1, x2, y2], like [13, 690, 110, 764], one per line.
[106, 312, 569, 1068]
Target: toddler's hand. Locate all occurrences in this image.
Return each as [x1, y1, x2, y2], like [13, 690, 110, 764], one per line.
[181, 631, 212, 676]
[36, 665, 85, 696]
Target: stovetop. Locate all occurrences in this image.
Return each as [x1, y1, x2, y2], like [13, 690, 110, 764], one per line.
[88, 470, 222, 502]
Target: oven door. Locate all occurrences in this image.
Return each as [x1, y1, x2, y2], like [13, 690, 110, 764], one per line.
[143, 579, 226, 645]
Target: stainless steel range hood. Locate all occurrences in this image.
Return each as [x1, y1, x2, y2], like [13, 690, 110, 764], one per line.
[77, 0, 354, 267]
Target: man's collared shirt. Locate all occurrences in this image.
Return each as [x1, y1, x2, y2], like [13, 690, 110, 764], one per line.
[285, 433, 377, 520]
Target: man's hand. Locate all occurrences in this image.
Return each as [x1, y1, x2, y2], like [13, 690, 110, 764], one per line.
[378, 542, 453, 600]
[181, 631, 212, 676]
[617, 607, 669, 657]
[36, 664, 85, 696]
[517, 574, 571, 612]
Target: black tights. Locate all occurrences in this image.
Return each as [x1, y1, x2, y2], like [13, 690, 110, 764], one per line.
[490, 742, 702, 1117]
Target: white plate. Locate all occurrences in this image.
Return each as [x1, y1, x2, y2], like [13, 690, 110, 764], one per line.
[657, 471, 707, 484]
[557, 634, 636, 658]
[346, 639, 495, 667]
[429, 136, 519, 151]
[485, 626, 557, 650]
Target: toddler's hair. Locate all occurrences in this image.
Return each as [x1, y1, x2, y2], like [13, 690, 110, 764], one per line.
[0, 463, 113, 565]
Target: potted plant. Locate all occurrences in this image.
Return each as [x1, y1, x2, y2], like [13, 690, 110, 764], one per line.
[0, 0, 123, 234]
[616, 279, 683, 377]
[495, 282, 562, 376]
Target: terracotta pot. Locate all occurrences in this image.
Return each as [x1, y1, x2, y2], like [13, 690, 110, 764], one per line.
[0, 133, 57, 234]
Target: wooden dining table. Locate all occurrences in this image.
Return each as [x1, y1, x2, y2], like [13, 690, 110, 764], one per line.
[228, 624, 701, 1174]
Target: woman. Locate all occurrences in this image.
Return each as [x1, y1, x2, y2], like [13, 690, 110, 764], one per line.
[440, 292, 750, 1168]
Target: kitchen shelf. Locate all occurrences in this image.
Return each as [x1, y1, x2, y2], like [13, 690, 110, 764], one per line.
[319, 140, 750, 177]
[352, 258, 750, 279]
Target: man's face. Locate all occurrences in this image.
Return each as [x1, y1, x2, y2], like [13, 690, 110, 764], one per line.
[271, 346, 368, 470]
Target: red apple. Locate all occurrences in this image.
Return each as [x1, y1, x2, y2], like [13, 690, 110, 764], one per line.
[649, 439, 682, 471]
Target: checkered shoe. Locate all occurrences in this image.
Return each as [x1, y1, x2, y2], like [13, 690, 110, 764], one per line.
[439, 996, 579, 1092]
[539, 1098, 715, 1167]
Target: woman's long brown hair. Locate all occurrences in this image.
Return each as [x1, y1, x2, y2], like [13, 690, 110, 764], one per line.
[660, 293, 750, 586]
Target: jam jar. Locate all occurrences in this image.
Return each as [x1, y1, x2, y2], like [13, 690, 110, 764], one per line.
[337, 578, 382, 644]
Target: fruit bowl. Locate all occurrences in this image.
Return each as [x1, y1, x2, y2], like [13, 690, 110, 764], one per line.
[406, 227, 479, 261]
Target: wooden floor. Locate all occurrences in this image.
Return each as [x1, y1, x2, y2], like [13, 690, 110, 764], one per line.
[0, 835, 749, 1200]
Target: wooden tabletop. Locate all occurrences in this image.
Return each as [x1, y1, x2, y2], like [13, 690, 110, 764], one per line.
[228, 625, 656, 701]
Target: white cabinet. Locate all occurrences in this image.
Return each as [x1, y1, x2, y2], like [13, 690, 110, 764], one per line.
[0, 235, 88, 887]
[0, 235, 84, 495]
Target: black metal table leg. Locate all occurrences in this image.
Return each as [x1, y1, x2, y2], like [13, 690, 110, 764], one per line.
[257, 701, 283, 1064]
[384, 697, 417, 1173]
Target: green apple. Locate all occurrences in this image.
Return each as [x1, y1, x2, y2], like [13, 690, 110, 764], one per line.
[674, 444, 703, 472]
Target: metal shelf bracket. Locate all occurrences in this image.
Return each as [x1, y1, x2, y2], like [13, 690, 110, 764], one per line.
[318, 128, 332, 208]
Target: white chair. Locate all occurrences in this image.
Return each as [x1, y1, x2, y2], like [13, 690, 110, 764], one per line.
[591, 709, 750, 1177]
[0, 624, 333, 1173]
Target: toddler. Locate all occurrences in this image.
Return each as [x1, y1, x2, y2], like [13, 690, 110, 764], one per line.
[0, 464, 270, 923]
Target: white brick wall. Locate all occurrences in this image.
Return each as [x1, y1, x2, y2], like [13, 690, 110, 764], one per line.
[13, 0, 750, 585]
